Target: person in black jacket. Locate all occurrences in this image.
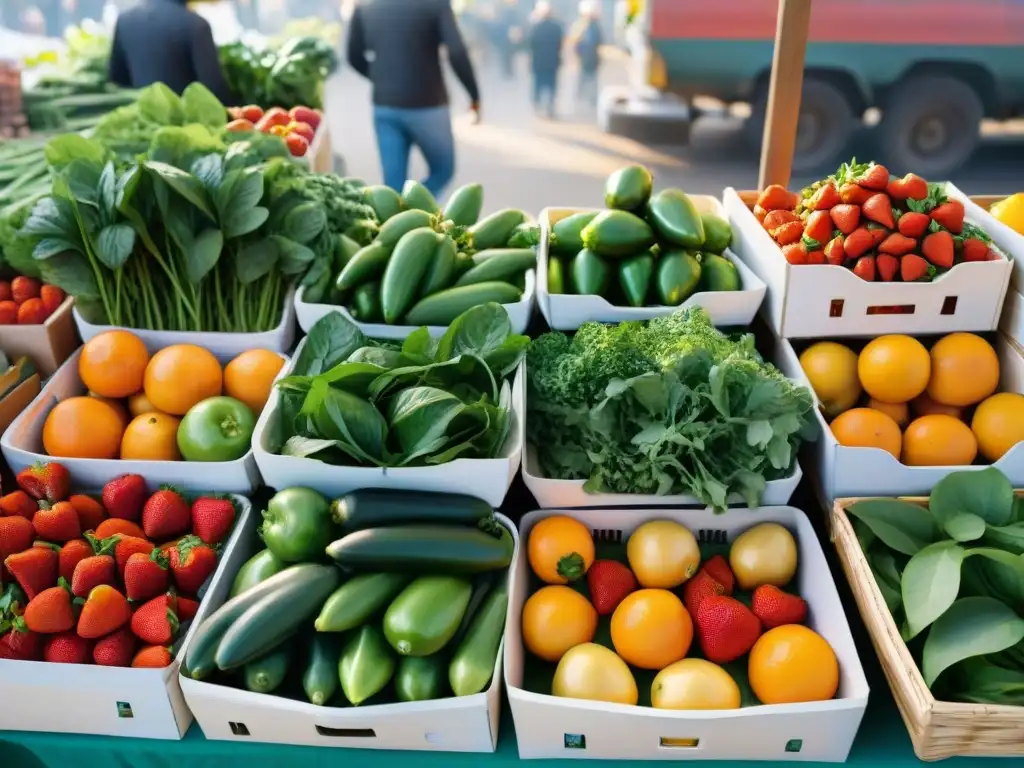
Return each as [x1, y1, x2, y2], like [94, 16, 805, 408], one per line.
[108, 0, 235, 104]
[347, 0, 480, 197]
[528, 2, 564, 119]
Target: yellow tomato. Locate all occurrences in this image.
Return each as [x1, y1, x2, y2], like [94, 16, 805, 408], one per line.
[522, 585, 597, 662]
[729, 523, 798, 590]
[552, 643, 638, 705]
[626, 520, 700, 588]
[651, 659, 741, 710]
[748, 625, 839, 704]
[991, 193, 1024, 235]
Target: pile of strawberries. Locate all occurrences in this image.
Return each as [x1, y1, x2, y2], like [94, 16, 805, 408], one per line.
[0, 277, 65, 325]
[0, 462, 235, 667]
[755, 159, 1000, 283]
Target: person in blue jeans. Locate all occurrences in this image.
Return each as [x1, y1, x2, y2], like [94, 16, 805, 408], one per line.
[528, 1, 565, 119]
[347, 0, 481, 198]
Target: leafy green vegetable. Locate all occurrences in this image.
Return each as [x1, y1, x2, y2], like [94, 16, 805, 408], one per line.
[219, 36, 338, 110]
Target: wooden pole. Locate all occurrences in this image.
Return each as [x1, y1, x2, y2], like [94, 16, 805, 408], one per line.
[757, 0, 813, 190]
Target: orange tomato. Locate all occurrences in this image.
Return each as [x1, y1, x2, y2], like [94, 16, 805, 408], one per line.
[87, 392, 130, 429]
[79, 330, 149, 398]
[748, 625, 839, 704]
[927, 333, 999, 407]
[829, 407, 902, 459]
[127, 392, 159, 417]
[42, 397, 124, 459]
[224, 349, 284, 416]
[143, 344, 223, 416]
[522, 585, 597, 662]
[610, 589, 693, 670]
[972, 392, 1024, 462]
[527, 516, 595, 584]
[902, 415, 977, 466]
[120, 412, 182, 461]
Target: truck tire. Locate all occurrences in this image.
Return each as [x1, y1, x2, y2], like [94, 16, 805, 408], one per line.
[745, 76, 855, 173]
[878, 75, 982, 177]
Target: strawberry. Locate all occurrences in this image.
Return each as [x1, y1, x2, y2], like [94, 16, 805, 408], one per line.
[0, 301, 16, 325]
[861, 193, 895, 229]
[132, 645, 173, 668]
[805, 249, 826, 265]
[95, 518, 146, 540]
[58, 538, 93, 582]
[106, 534, 155, 580]
[17, 462, 70, 504]
[843, 227, 874, 259]
[824, 235, 845, 266]
[901, 254, 935, 282]
[931, 200, 965, 234]
[838, 183, 872, 206]
[77, 584, 131, 639]
[284, 133, 309, 157]
[877, 253, 899, 282]
[682, 569, 724, 617]
[169, 536, 218, 594]
[781, 242, 808, 265]
[23, 579, 74, 633]
[71, 554, 116, 598]
[191, 497, 236, 545]
[102, 474, 147, 521]
[4, 546, 58, 600]
[10, 276, 41, 303]
[43, 630, 91, 663]
[922, 230, 954, 269]
[124, 549, 170, 602]
[33, 501, 80, 543]
[0, 620, 42, 661]
[0, 280, 9, 301]
[93, 625, 136, 667]
[887, 173, 928, 201]
[142, 488, 191, 541]
[852, 255, 876, 282]
[0, 490, 38, 520]
[762, 209, 799, 231]
[695, 595, 762, 664]
[807, 181, 840, 211]
[68, 494, 106, 532]
[802, 210, 833, 246]
[856, 162, 890, 190]
[586, 560, 637, 615]
[879, 233, 917, 256]
[770, 220, 804, 246]
[176, 596, 200, 622]
[868, 224, 888, 246]
[131, 594, 179, 644]
[756, 184, 797, 211]
[751, 585, 808, 629]
[17, 299, 48, 324]
[829, 204, 860, 235]
[962, 238, 990, 262]
[0, 515, 34, 560]
[898, 211, 931, 238]
[701, 555, 735, 595]
[39, 284, 65, 315]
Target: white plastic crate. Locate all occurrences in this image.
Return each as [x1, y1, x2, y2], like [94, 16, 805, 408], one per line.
[504, 506, 869, 761]
[538, 201, 767, 331]
[723, 187, 1013, 339]
[946, 184, 1024, 291]
[0, 496, 251, 740]
[179, 513, 517, 751]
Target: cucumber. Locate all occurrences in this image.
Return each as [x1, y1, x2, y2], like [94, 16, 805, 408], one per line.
[339, 624, 395, 705]
[449, 578, 508, 696]
[384, 575, 472, 656]
[604, 165, 654, 211]
[657, 250, 702, 306]
[402, 180, 441, 213]
[350, 280, 382, 322]
[326, 523, 514, 574]
[330, 489, 493, 532]
[230, 549, 286, 598]
[315, 573, 411, 632]
[547, 255, 565, 294]
[700, 212, 733, 253]
[453, 251, 475, 278]
[345, 219, 380, 247]
[363, 185, 405, 223]
[581, 210, 655, 258]
[244, 642, 292, 694]
[337, 242, 390, 292]
[329, 234, 364, 303]
[571, 248, 610, 295]
[454, 249, 536, 287]
[303, 633, 341, 705]
[618, 252, 654, 307]
[699, 253, 741, 292]
[421, 235, 457, 297]
[214, 564, 342, 671]
[404, 282, 521, 326]
[451, 572, 494, 647]
[505, 222, 540, 248]
[444, 183, 484, 226]
[469, 209, 527, 250]
[648, 189, 705, 248]
[552, 211, 599, 254]
[185, 564, 332, 680]
[378, 209, 436, 250]
[381, 228, 442, 323]
[395, 655, 446, 702]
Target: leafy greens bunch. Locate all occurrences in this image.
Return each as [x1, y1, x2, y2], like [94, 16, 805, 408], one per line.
[218, 36, 338, 110]
[527, 307, 815, 510]
[847, 468, 1024, 705]
[273, 303, 528, 467]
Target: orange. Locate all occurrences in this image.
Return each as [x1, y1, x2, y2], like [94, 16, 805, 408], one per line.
[927, 333, 999, 407]
[972, 392, 1024, 462]
[626, 520, 701, 588]
[42, 397, 124, 459]
[120, 412, 182, 461]
[224, 349, 285, 416]
[610, 589, 693, 670]
[87, 392, 130, 429]
[911, 391, 963, 419]
[522, 585, 597, 662]
[902, 415, 977, 466]
[143, 344, 223, 416]
[868, 399, 908, 428]
[748, 625, 839, 704]
[79, 330, 149, 398]
[127, 392, 159, 418]
[799, 342, 861, 418]
[857, 335, 930, 404]
[528, 516, 595, 585]
[829, 407, 902, 459]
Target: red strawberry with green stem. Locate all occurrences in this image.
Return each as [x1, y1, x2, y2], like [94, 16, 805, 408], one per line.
[33, 501, 80, 542]
[77, 584, 132, 639]
[682, 569, 724, 617]
[43, 631, 91, 663]
[124, 549, 170, 602]
[842, 227, 873, 259]
[901, 254, 935, 282]
[922, 230, 954, 269]
[802, 210, 833, 246]
[191, 497, 236, 546]
[824, 235, 845, 266]
[0, 618, 42, 660]
[16, 462, 70, 504]
[852, 255, 876, 282]
[897, 211, 930, 239]
[71, 554, 116, 598]
[132, 644, 173, 668]
[131, 594, 179, 645]
[586, 560, 637, 615]
[89, 533, 155, 580]
[931, 200, 965, 234]
[877, 253, 899, 282]
[861, 193, 895, 229]
[142, 488, 191, 541]
[887, 172, 928, 201]
[962, 238, 990, 262]
[856, 162, 890, 190]
[102, 474, 147, 521]
[879, 233, 917, 257]
[828, 204, 860, 235]
[169, 536, 218, 594]
[695, 595, 762, 664]
[807, 181, 840, 211]
[700, 555, 735, 595]
[4, 545, 58, 600]
[23, 578, 75, 634]
[0, 490, 38, 520]
[93, 626, 136, 667]
[68, 494, 107, 532]
[751, 585, 808, 629]
[59, 538, 94, 583]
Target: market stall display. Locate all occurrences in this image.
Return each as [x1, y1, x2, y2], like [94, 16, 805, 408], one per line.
[225, 104, 323, 159]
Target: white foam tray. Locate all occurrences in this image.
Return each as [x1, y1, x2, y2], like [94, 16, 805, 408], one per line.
[0, 347, 276, 493]
[73, 287, 297, 358]
[504, 506, 869, 761]
[180, 513, 517, 751]
[723, 186, 1013, 339]
[0, 495, 251, 740]
[537, 200, 767, 330]
[294, 270, 536, 339]
[251, 337, 524, 507]
[947, 183, 1024, 291]
[1000, 285, 1024, 347]
[775, 332, 1024, 500]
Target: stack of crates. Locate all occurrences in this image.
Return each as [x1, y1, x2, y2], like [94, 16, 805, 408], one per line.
[0, 63, 29, 140]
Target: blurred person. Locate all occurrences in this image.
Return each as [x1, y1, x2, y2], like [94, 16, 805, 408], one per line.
[495, 0, 524, 79]
[108, 0, 236, 102]
[573, 0, 602, 107]
[527, 0, 563, 118]
[347, 0, 480, 197]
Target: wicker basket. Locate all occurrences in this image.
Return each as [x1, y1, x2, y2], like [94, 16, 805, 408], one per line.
[832, 496, 1024, 761]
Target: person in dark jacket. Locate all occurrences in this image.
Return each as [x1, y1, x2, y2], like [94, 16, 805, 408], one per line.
[108, 0, 236, 104]
[347, 0, 481, 198]
[574, 1, 603, 107]
[527, 2, 564, 119]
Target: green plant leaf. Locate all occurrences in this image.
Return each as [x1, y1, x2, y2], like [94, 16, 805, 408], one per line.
[984, 522, 1024, 555]
[944, 512, 986, 542]
[930, 467, 1014, 528]
[435, 302, 511, 362]
[216, 168, 264, 227]
[846, 499, 940, 556]
[95, 224, 135, 270]
[181, 82, 227, 128]
[20, 197, 78, 239]
[401, 327, 438, 365]
[44, 134, 106, 171]
[272, 235, 315, 275]
[136, 82, 184, 125]
[965, 548, 1024, 606]
[282, 202, 327, 245]
[922, 597, 1024, 687]
[32, 237, 79, 260]
[38, 251, 100, 299]
[62, 158, 102, 207]
[308, 384, 388, 465]
[97, 161, 117, 219]
[293, 313, 366, 377]
[190, 154, 224, 191]
[186, 228, 223, 283]
[316, 361, 391, 399]
[223, 207, 269, 239]
[853, 518, 876, 553]
[387, 386, 467, 461]
[902, 540, 965, 639]
[234, 239, 278, 284]
[143, 161, 215, 220]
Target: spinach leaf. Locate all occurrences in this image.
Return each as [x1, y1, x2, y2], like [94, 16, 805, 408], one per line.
[931, 467, 1014, 529]
[902, 540, 965, 639]
[309, 385, 388, 465]
[388, 387, 468, 462]
[845, 499, 939, 556]
[294, 313, 367, 376]
[182, 82, 227, 128]
[922, 597, 1024, 687]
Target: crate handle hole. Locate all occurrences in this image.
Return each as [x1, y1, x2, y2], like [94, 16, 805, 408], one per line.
[591, 529, 623, 544]
[785, 739, 803, 753]
[660, 737, 700, 748]
[115, 701, 134, 719]
[829, 299, 844, 317]
[941, 296, 958, 315]
[564, 733, 587, 749]
[228, 722, 249, 736]
[315, 726, 376, 738]
[424, 732, 444, 744]
[866, 304, 914, 316]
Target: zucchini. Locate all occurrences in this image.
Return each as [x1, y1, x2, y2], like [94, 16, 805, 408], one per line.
[244, 641, 292, 694]
[451, 572, 495, 647]
[402, 180, 441, 213]
[337, 242, 390, 292]
[469, 209, 527, 250]
[328, 234, 364, 303]
[420, 235, 457, 297]
[339, 625, 395, 705]
[326, 523, 514, 574]
[230, 549, 286, 598]
[381, 228, 442, 323]
[384, 575, 472, 656]
[454, 249, 536, 287]
[345, 218, 380, 246]
[377, 209, 436, 249]
[647, 189, 705, 248]
[581, 210, 655, 258]
[214, 564, 342, 671]
[604, 165, 654, 211]
[404, 282, 521, 326]
[363, 185, 405, 223]
[700, 212, 733, 253]
[444, 183, 484, 226]
[657, 250, 702, 306]
[350, 280, 382, 322]
[315, 572, 411, 632]
[551, 211, 599, 254]
[449, 577, 508, 696]
[699, 253, 741, 292]
[547, 255, 565, 295]
[453, 251, 475, 278]
[571, 248, 610, 295]
[303, 633, 341, 705]
[395, 655, 446, 702]
[618, 252, 654, 307]
[330, 489, 493, 532]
